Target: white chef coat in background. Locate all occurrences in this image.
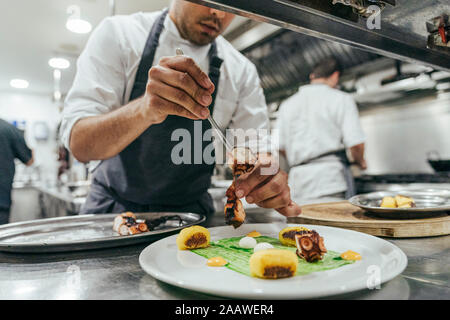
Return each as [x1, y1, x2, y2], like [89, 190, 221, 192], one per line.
[61, 10, 270, 164]
[277, 83, 366, 203]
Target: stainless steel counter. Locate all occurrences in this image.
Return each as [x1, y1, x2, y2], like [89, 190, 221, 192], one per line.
[0, 210, 448, 300]
[34, 181, 246, 217]
[35, 184, 86, 217]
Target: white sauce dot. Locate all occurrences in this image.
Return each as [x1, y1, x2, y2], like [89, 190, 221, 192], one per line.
[239, 236, 257, 249]
[253, 242, 274, 252]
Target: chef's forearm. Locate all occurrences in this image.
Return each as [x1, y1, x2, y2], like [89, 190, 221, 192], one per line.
[350, 143, 367, 169]
[69, 97, 152, 162]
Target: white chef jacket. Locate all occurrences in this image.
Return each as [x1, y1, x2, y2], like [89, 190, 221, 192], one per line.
[61, 10, 270, 164]
[277, 83, 366, 203]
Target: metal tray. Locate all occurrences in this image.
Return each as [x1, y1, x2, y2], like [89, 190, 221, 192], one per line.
[0, 212, 205, 253]
[349, 189, 450, 218]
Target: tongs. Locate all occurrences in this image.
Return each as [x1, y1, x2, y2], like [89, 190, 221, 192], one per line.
[175, 48, 234, 154]
[175, 48, 259, 181]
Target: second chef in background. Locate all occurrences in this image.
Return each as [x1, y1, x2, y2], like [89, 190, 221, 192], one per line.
[278, 57, 367, 205]
[61, 0, 301, 218]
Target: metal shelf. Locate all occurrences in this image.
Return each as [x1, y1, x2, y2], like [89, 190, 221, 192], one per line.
[186, 0, 450, 72]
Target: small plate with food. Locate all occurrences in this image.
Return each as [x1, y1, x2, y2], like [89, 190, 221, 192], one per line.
[139, 223, 407, 299]
[349, 189, 450, 218]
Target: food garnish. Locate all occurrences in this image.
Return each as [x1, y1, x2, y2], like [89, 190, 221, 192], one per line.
[224, 147, 257, 229]
[279, 226, 310, 247]
[395, 195, 416, 208]
[224, 184, 246, 229]
[249, 249, 298, 279]
[246, 231, 261, 237]
[191, 235, 354, 279]
[113, 213, 183, 236]
[340, 250, 362, 261]
[253, 242, 274, 252]
[146, 215, 183, 230]
[239, 236, 257, 249]
[380, 195, 416, 208]
[176, 226, 210, 250]
[295, 230, 327, 262]
[207, 257, 228, 267]
[113, 212, 147, 235]
[380, 196, 396, 208]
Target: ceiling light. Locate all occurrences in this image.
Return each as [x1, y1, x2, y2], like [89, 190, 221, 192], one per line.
[53, 69, 62, 80]
[66, 18, 92, 34]
[10, 79, 29, 89]
[49, 58, 70, 69]
[66, 5, 92, 34]
[54, 91, 62, 101]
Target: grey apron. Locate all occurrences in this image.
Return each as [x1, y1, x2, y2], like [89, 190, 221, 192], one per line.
[81, 9, 223, 217]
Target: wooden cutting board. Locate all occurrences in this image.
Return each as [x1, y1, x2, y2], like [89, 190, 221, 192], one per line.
[288, 201, 450, 238]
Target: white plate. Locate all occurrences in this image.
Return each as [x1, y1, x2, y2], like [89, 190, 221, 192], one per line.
[139, 223, 407, 299]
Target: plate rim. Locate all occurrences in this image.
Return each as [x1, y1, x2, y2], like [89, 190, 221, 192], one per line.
[139, 223, 408, 299]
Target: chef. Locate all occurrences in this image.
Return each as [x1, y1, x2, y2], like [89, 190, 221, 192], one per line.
[277, 57, 367, 205]
[0, 119, 34, 224]
[61, 0, 301, 218]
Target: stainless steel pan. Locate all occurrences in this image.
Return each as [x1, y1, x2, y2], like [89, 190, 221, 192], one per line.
[0, 212, 205, 253]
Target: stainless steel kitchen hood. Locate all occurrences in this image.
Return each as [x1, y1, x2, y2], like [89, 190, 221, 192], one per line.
[186, 0, 450, 72]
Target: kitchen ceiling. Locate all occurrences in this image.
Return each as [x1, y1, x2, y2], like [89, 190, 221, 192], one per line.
[243, 29, 382, 103]
[0, 0, 246, 96]
[0, 0, 167, 95]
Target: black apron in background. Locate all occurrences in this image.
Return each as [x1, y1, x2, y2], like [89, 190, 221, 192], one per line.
[81, 9, 223, 217]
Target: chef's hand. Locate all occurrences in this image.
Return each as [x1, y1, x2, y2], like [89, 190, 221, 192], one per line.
[234, 154, 302, 217]
[144, 55, 215, 125]
[359, 159, 368, 170]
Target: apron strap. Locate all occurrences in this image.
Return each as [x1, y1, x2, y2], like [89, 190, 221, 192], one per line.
[130, 8, 223, 107]
[130, 9, 169, 100]
[207, 45, 223, 115]
[291, 149, 356, 199]
[293, 149, 350, 167]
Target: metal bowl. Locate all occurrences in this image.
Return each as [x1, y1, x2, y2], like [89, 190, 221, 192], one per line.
[349, 189, 450, 219]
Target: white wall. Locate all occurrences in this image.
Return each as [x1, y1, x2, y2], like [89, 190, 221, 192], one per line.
[0, 91, 62, 183]
[359, 94, 450, 174]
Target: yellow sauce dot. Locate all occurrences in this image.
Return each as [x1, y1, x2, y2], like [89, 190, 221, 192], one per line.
[341, 250, 362, 261]
[207, 257, 228, 267]
[246, 231, 261, 237]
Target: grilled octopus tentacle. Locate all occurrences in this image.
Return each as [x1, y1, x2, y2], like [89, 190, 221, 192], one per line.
[224, 183, 246, 228]
[295, 230, 327, 262]
[224, 148, 256, 229]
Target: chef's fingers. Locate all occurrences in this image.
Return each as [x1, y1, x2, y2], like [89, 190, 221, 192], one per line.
[147, 80, 210, 119]
[254, 188, 291, 209]
[276, 201, 302, 217]
[149, 66, 213, 107]
[234, 157, 280, 199]
[244, 170, 288, 204]
[148, 94, 201, 120]
[158, 56, 215, 93]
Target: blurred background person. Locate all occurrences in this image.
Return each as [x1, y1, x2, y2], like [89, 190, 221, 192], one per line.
[0, 119, 34, 224]
[277, 57, 367, 205]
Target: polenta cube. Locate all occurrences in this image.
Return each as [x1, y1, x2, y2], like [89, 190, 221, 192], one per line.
[395, 195, 415, 208]
[249, 249, 298, 279]
[176, 226, 210, 250]
[279, 226, 310, 247]
[380, 196, 397, 208]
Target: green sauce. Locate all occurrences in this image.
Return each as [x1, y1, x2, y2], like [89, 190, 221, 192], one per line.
[192, 236, 354, 277]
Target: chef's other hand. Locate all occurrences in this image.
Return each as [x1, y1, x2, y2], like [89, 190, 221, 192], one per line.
[234, 153, 302, 217]
[144, 55, 215, 124]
